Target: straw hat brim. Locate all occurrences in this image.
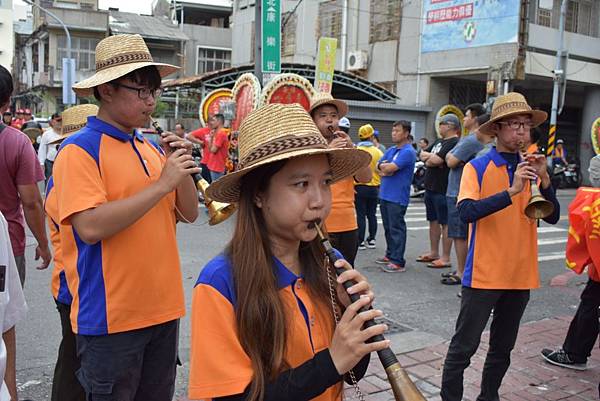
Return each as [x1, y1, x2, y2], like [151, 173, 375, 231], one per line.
[309, 98, 349, 118]
[479, 109, 547, 136]
[72, 62, 179, 97]
[206, 147, 371, 203]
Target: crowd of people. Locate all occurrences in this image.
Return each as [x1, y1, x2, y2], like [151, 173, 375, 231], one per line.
[0, 32, 598, 401]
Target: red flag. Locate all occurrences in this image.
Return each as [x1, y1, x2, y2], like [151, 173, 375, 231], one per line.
[566, 187, 600, 282]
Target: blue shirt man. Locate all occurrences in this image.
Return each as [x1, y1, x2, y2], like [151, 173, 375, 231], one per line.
[376, 121, 416, 272]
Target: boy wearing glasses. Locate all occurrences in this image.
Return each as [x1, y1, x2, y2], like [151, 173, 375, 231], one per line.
[51, 34, 200, 400]
[440, 93, 560, 401]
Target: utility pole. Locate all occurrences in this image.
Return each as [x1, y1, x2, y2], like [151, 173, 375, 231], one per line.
[547, 0, 568, 157]
[254, 0, 263, 84]
[24, 0, 74, 105]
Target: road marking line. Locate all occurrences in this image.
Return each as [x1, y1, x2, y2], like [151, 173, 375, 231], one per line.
[539, 252, 566, 262]
[537, 227, 567, 233]
[538, 238, 567, 246]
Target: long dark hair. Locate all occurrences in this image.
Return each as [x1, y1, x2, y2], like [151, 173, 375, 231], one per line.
[226, 160, 334, 401]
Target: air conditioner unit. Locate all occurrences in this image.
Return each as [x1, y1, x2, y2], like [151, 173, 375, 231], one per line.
[347, 50, 368, 71]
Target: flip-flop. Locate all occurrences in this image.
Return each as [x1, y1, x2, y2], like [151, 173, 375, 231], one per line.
[416, 254, 437, 263]
[441, 275, 461, 285]
[441, 270, 458, 278]
[427, 259, 452, 268]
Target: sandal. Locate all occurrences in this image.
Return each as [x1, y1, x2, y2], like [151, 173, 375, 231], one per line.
[416, 254, 437, 263]
[441, 270, 458, 278]
[441, 275, 461, 285]
[427, 259, 452, 268]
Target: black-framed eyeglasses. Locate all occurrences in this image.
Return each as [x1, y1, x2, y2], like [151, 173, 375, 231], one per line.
[113, 83, 162, 100]
[498, 121, 535, 130]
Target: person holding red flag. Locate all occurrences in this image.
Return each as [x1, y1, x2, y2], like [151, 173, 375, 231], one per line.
[542, 155, 600, 374]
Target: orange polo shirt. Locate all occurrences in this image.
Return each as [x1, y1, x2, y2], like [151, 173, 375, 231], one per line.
[325, 178, 357, 233]
[458, 148, 539, 289]
[189, 254, 341, 400]
[52, 116, 184, 335]
[44, 177, 73, 305]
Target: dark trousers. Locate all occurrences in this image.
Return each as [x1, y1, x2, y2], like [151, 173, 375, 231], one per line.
[200, 163, 212, 183]
[76, 320, 179, 401]
[380, 199, 407, 266]
[52, 301, 85, 401]
[563, 279, 600, 363]
[355, 185, 379, 243]
[45, 159, 54, 181]
[441, 287, 530, 401]
[329, 229, 358, 267]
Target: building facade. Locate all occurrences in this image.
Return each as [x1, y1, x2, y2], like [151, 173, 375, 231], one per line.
[0, 0, 14, 69]
[231, 0, 600, 182]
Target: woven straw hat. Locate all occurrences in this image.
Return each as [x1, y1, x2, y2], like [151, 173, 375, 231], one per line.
[206, 103, 371, 203]
[308, 92, 349, 117]
[479, 92, 547, 135]
[72, 34, 179, 97]
[50, 104, 99, 144]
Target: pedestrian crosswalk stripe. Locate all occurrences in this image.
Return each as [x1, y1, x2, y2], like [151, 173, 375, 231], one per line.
[538, 238, 567, 246]
[537, 227, 567, 233]
[538, 252, 566, 262]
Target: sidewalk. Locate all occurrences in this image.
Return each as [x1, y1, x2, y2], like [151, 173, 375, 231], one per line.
[348, 316, 599, 401]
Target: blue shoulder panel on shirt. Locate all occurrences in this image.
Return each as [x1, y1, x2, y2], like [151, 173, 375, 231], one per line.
[59, 127, 103, 167]
[469, 154, 492, 188]
[196, 254, 237, 306]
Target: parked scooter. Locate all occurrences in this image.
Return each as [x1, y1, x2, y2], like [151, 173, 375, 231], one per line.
[552, 159, 582, 189]
[411, 160, 426, 197]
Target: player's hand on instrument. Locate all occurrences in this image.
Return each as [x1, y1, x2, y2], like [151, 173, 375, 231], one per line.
[329, 295, 390, 375]
[525, 153, 550, 179]
[159, 148, 201, 193]
[334, 259, 374, 308]
[508, 162, 537, 197]
[160, 131, 193, 156]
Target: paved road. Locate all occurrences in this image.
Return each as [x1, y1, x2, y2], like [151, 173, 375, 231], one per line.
[16, 189, 586, 400]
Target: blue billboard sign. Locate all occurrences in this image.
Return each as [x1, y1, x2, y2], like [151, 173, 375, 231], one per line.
[421, 0, 521, 53]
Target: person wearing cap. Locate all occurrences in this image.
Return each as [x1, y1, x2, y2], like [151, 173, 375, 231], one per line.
[442, 104, 488, 286]
[355, 124, 383, 251]
[418, 113, 460, 269]
[45, 104, 98, 401]
[10, 109, 24, 130]
[0, 64, 50, 286]
[372, 130, 386, 152]
[37, 113, 63, 182]
[375, 121, 416, 272]
[309, 93, 372, 267]
[553, 138, 568, 166]
[189, 103, 384, 400]
[338, 117, 350, 134]
[541, 154, 600, 374]
[51, 34, 200, 400]
[440, 92, 560, 401]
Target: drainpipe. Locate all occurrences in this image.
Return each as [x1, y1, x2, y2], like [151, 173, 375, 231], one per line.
[341, 0, 348, 71]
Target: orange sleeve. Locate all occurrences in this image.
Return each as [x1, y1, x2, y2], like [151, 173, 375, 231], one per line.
[53, 145, 108, 225]
[189, 284, 253, 399]
[457, 163, 480, 203]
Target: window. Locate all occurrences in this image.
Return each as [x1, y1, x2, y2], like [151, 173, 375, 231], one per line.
[369, 0, 401, 43]
[318, 1, 342, 45]
[565, 1, 579, 33]
[282, 12, 297, 56]
[536, 0, 552, 28]
[56, 35, 100, 72]
[196, 47, 231, 74]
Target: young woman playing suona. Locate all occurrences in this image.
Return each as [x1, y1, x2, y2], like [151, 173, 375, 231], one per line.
[189, 104, 389, 401]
